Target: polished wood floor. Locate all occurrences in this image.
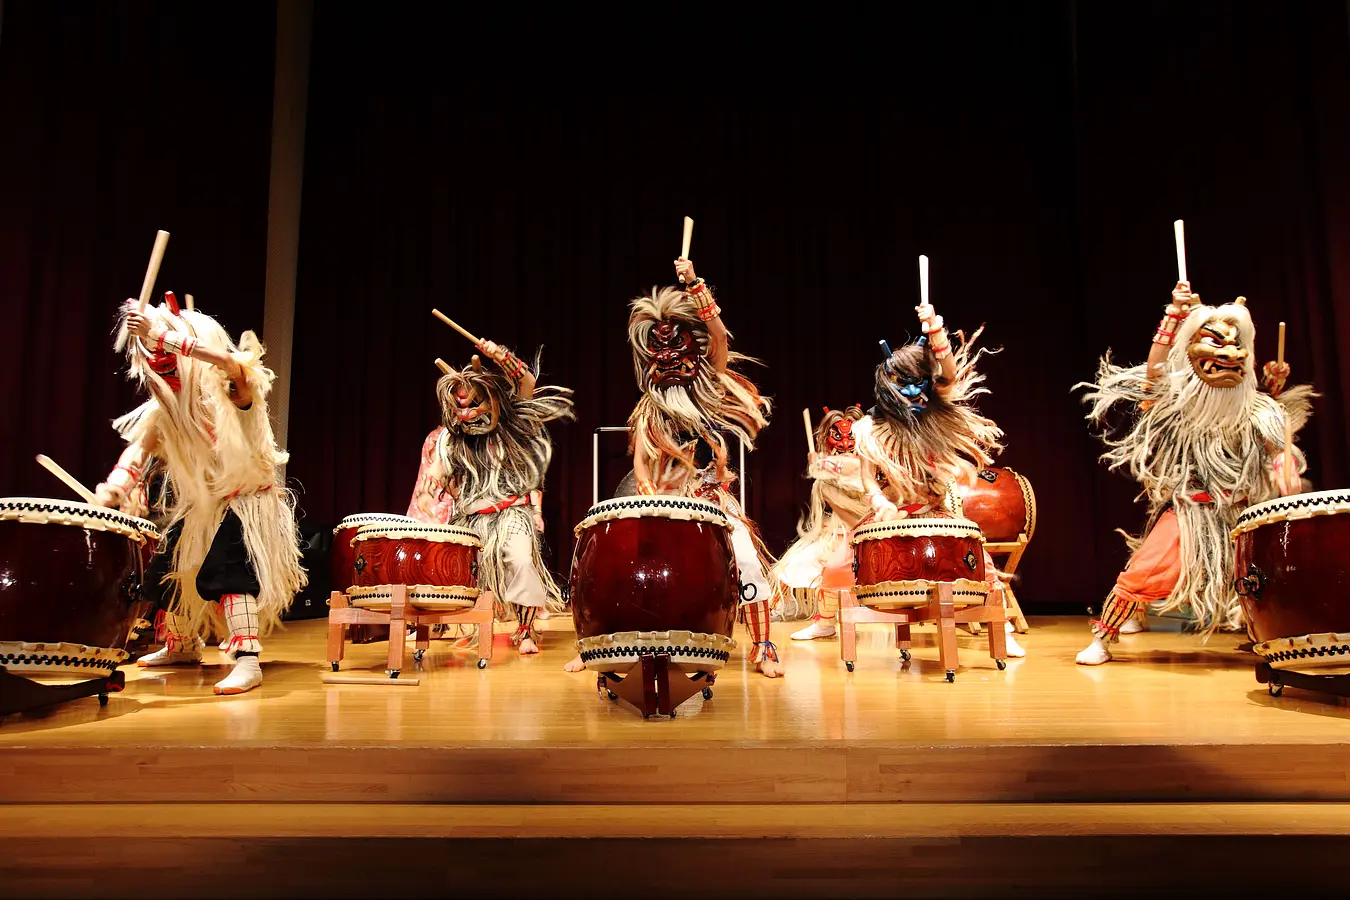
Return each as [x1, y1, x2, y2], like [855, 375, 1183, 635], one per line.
[2, 615, 1347, 749]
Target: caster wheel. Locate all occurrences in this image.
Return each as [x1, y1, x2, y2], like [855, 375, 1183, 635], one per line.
[477, 658, 488, 670]
[98, 693, 109, 707]
[996, 660, 1007, 671]
[669, 711, 677, 718]
[607, 690, 618, 702]
[945, 670, 956, 683]
[330, 662, 339, 672]
[1269, 682, 1284, 697]
[389, 670, 400, 680]
[702, 687, 713, 700]
[845, 661, 855, 673]
[414, 649, 426, 662]
[900, 649, 911, 662]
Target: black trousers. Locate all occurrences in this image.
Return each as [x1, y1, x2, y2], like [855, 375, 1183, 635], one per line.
[147, 509, 262, 613]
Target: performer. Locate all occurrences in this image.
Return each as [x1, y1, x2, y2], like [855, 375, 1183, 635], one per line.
[427, 337, 574, 655]
[853, 297, 1025, 657]
[93, 291, 306, 695]
[1075, 283, 1312, 665]
[623, 257, 782, 677]
[776, 406, 869, 641]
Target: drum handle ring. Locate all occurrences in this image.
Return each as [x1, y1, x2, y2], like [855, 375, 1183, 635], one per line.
[1233, 563, 1266, 601]
[740, 581, 758, 603]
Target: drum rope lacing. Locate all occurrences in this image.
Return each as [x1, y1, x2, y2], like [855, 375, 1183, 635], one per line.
[0, 498, 159, 543]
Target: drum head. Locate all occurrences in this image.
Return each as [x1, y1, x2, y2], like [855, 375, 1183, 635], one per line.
[1233, 489, 1350, 537]
[353, 522, 481, 547]
[575, 495, 729, 534]
[0, 497, 158, 542]
[852, 516, 983, 545]
[335, 513, 416, 534]
[346, 584, 479, 611]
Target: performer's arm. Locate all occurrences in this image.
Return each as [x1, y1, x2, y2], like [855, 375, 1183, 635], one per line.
[675, 258, 728, 374]
[126, 308, 255, 408]
[94, 429, 160, 509]
[916, 302, 957, 387]
[1146, 282, 1196, 390]
[860, 458, 899, 520]
[531, 489, 545, 532]
[477, 339, 536, 399]
[632, 429, 658, 495]
[1268, 440, 1305, 497]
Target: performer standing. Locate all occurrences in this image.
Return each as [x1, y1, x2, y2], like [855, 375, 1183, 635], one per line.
[852, 286, 1024, 657]
[625, 257, 783, 677]
[1075, 283, 1311, 665]
[426, 321, 574, 655]
[776, 406, 869, 641]
[94, 291, 306, 695]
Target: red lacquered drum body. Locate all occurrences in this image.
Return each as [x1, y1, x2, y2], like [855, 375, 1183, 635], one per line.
[349, 522, 481, 612]
[0, 498, 159, 675]
[569, 497, 739, 672]
[332, 514, 416, 593]
[958, 467, 1037, 543]
[851, 517, 987, 610]
[1233, 490, 1350, 673]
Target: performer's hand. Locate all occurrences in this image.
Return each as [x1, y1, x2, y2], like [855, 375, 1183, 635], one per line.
[1171, 281, 1199, 310]
[916, 303, 943, 336]
[807, 451, 820, 467]
[93, 485, 121, 509]
[125, 309, 153, 339]
[533, 511, 546, 533]
[477, 340, 508, 364]
[674, 258, 697, 285]
[1262, 361, 1290, 396]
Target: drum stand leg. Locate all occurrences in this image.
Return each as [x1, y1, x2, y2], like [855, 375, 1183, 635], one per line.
[985, 535, 1031, 633]
[1256, 661, 1350, 699]
[326, 592, 349, 672]
[599, 654, 703, 718]
[0, 666, 126, 716]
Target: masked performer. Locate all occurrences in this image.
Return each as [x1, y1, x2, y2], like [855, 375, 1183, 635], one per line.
[853, 299, 1025, 657]
[775, 406, 869, 641]
[1075, 283, 1311, 665]
[628, 257, 782, 677]
[93, 292, 305, 695]
[428, 338, 573, 655]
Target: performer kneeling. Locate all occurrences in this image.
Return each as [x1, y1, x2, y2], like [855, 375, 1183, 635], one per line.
[94, 292, 305, 695]
[776, 406, 869, 641]
[1076, 283, 1311, 665]
[853, 297, 1024, 657]
[426, 340, 574, 654]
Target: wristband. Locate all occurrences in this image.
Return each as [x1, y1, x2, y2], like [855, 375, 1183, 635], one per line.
[151, 327, 198, 358]
[637, 479, 657, 496]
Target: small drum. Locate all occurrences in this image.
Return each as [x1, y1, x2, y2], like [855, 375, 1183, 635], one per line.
[350, 522, 481, 611]
[569, 496, 739, 672]
[851, 517, 987, 610]
[1233, 490, 1350, 673]
[0, 498, 159, 676]
[959, 467, 1037, 543]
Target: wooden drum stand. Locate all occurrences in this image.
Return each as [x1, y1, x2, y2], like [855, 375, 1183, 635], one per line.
[326, 585, 495, 679]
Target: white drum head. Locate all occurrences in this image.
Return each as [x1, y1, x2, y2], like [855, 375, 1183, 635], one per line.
[0, 497, 158, 542]
[575, 495, 730, 534]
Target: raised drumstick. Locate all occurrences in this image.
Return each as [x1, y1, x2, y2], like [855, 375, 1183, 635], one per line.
[802, 408, 816, 456]
[1174, 219, 1187, 284]
[435, 358, 452, 375]
[919, 254, 930, 307]
[185, 293, 195, 311]
[1278, 321, 1293, 490]
[137, 230, 171, 313]
[431, 309, 482, 347]
[35, 455, 98, 505]
[1277, 321, 1287, 367]
[681, 216, 694, 261]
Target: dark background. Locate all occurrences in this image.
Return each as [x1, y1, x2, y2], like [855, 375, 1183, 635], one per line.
[3, 1, 1348, 613]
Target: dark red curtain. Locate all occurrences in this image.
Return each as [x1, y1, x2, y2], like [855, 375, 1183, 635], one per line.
[287, 1, 1350, 611]
[0, 1, 276, 499]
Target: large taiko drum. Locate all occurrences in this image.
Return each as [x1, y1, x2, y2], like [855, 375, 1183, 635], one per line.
[0, 498, 159, 675]
[569, 496, 739, 673]
[958, 467, 1037, 543]
[348, 521, 481, 611]
[1233, 490, 1350, 674]
[851, 517, 988, 610]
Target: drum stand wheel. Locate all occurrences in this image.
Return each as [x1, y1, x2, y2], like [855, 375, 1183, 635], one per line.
[845, 661, 855, 673]
[0, 666, 126, 717]
[945, 670, 956, 683]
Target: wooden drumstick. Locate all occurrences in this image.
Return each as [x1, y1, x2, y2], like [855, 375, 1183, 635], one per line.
[35, 455, 98, 505]
[321, 675, 421, 686]
[431, 309, 482, 346]
[185, 293, 195, 312]
[802, 408, 816, 456]
[1278, 321, 1293, 490]
[1174, 219, 1187, 284]
[919, 254, 930, 307]
[1277, 321, 1287, 367]
[435, 358, 452, 375]
[137, 230, 171, 313]
[679, 216, 695, 283]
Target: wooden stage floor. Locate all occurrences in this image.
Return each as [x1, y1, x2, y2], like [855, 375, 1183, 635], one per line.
[5, 616, 1350, 898]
